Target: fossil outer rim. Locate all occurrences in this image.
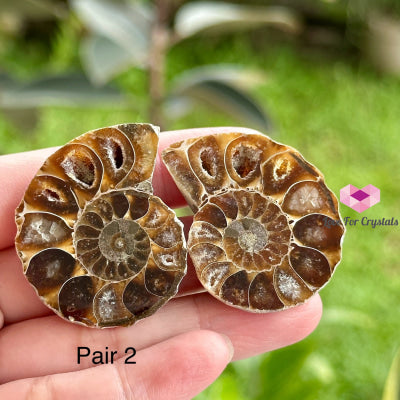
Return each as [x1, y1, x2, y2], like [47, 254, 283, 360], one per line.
[163, 131, 345, 313]
[15, 123, 188, 328]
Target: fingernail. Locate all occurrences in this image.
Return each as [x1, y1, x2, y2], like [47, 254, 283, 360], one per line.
[0, 309, 4, 330]
[220, 333, 234, 361]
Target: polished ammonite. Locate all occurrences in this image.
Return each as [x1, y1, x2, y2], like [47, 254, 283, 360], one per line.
[162, 132, 345, 312]
[15, 123, 187, 327]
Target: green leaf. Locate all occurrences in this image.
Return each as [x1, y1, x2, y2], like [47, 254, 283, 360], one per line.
[70, 0, 152, 54]
[168, 67, 271, 131]
[174, 2, 302, 39]
[382, 348, 400, 400]
[0, 73, 127, 109]
[80, 34, 147, 85]
[170, 64, 267, 91]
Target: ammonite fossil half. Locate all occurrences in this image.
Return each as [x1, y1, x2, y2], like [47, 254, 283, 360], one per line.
[15, 124, 187, 327]
[162, 132, 345, 312]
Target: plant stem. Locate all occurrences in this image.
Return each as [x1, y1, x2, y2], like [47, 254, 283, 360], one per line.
[148, 0, 170, 129]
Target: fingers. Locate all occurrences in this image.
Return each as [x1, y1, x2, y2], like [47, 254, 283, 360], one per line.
[0, 126, 261, 250]
[0, 330, 233, 400]
[0, 292, 322, 383]
[0, 248, 51, 324]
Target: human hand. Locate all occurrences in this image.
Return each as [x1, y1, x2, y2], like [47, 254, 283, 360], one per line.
[0, 127, 322, 399]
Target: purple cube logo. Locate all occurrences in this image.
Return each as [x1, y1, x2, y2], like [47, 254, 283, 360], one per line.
[340, 184, 380, 213]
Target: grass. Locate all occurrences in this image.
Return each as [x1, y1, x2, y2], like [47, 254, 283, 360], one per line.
[1, 28, 399, 400]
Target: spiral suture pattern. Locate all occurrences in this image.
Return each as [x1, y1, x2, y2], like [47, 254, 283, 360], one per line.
[15, 123, 187, 327]
[162, 132, 345, 312]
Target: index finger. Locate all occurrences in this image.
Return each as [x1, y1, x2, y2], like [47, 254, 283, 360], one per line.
[0, 126, 261, 250]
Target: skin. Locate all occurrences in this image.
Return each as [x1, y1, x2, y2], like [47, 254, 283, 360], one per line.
[0, 127, 322, 399]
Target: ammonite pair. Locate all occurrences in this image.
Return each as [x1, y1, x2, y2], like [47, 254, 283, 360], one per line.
[15, 123, 345, 328]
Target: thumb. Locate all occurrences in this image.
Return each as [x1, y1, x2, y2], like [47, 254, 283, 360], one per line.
[0, 330, 234, 400]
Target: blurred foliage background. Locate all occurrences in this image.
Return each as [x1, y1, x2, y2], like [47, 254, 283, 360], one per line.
[1, 0, 399, 399]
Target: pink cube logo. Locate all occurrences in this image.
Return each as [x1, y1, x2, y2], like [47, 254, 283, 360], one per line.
[340, 184, 380, 213]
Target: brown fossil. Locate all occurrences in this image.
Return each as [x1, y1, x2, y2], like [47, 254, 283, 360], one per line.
[162, 132, 345, 312]
[15, 123, 187, 327]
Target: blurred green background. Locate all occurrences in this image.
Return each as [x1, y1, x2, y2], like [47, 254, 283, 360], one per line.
[1, 0, 399, 399]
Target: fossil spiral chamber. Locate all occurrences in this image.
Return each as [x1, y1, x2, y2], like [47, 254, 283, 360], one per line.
[162, 132, 344, 312]
[15, 124, 187, 328]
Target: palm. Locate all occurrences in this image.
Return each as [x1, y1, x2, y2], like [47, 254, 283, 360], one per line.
[0, 128, 322, 399]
